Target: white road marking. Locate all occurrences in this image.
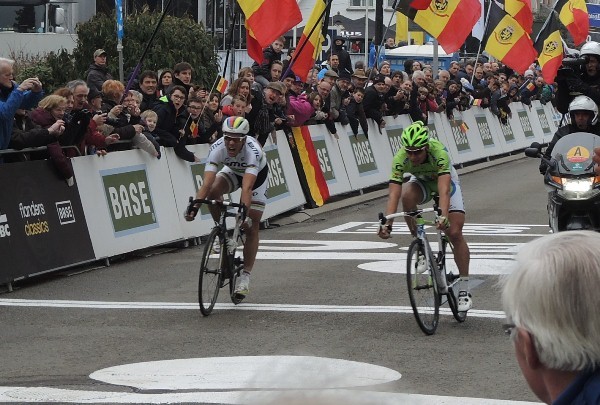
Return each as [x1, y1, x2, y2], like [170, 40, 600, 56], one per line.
[0, 386, 541, 404]
[0, 299, 507, 318]
[90, 356, 402, 390]
[358, 259, 514, 275]
[318, 222, 548, 237]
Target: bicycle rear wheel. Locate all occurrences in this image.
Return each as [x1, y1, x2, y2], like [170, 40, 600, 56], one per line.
[441, 238, 467, 323]
[198, 228, 224, 316]
[406, 239, 440, 335]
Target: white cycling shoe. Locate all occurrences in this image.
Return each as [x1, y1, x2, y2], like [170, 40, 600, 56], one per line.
[457, 291, 473, 312]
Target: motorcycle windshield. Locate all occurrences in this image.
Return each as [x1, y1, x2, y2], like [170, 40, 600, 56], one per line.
[551, 132, 600, 175]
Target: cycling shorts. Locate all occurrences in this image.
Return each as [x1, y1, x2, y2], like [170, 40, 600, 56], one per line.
[217, 165, 269, 212]
[406, 166, 465, 213]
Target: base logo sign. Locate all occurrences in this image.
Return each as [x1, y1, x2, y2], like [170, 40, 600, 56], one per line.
[312, 138, 336, 182]
[190, 162, 211, 217]
[449, 119, 471, 152]
[349, 134, 377, 174]
[517, 110, 534, 138]
[537, 108, 552, 135]
[265, 147, 289, 201]
[101, 166, 157, 235]
[0, 160, 94, 285]
[385, 127, 404, 156]
[56, 200, 76, 225]
[500, 120, 515, 142]
[0, 212, 10, 238]
[474, 114, 495, 147]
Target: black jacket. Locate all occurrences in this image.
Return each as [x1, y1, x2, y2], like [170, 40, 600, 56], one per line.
[85, 63, 112, 93]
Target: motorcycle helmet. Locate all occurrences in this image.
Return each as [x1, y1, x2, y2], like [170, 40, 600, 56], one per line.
[222, 116, 250, 136]
[568, 95, 598, 126]
[580, 41, 600, 60]
[401, 121, 429, 148]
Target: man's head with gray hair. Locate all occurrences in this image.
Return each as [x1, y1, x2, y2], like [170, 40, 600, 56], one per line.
[502, 230, 600, 403]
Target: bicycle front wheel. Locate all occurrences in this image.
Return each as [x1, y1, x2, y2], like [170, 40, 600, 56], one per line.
[406, 239, 440, 335]
[198, 227, 224, 316]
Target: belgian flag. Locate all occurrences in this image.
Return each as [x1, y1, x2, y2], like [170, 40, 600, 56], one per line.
[483, 0, 537, 74]
[395, 0, 481, 54]
[238, 0, 302, 63]
[292, 0, 331, 83]
[554, 0, 589, 45]
[498, 0, 533, 33]
[534, 12, 563, 84]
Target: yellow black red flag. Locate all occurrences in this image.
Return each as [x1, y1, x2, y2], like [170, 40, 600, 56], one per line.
[554, 0, 588, 45]
[534, 12, 563, 84]
[395, 0, 481, 54]
[483, 1, 537, 74]
[293, 0, 331, 82]
[498, 0, 533, 33]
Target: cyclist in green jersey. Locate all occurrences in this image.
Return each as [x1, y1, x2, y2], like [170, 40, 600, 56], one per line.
[378, 121, 472, 312]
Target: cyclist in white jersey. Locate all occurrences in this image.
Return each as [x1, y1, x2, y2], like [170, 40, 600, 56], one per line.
[186, 116, 268, 297]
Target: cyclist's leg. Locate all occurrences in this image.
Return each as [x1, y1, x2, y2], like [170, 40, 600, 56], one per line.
[446, 172, 472, 311]
[207, 168, 236, 221]
[402, 176, 428, 236]
[242, 168, 268, 274]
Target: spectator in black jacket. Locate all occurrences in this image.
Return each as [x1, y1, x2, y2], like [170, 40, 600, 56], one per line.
[85, 49, 112, 93]
[332, 37, 354, 76]
[252, 36, 285, 88]
[363, 74, 387, 131]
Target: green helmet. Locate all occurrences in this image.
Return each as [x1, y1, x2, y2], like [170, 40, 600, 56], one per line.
[401, 121, 429, 148]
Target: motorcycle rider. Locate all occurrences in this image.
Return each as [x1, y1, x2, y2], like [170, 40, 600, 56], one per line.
[540, 95, 600, 174]
[556, 41, 600, 114]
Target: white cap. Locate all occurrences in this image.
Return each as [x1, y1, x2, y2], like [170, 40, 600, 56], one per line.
[524, 69, 534, 78]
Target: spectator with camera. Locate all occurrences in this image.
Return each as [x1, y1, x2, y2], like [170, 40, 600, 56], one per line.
[0, 57, 44, 156]
[385, 73, 410, 117]
[556, 41, 600, 114]
[363, 74, 388, 131]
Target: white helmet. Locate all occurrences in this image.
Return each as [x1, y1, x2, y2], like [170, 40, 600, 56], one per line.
[580, 41, 600, 59]
[568, 95, 598, 126]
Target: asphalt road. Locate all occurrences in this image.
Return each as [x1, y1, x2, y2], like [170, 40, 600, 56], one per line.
[0, 156, 549, 404]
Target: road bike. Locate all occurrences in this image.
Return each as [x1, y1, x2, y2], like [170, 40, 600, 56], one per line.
[188, 197, 247, 316]
[378, 196, 467, 335]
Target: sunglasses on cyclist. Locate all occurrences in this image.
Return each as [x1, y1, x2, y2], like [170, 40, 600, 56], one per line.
[405, 147, 426, 155]
[223, 135, 246, 143]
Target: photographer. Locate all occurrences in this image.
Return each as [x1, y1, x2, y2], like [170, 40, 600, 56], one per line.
[556, 42, 600, 114]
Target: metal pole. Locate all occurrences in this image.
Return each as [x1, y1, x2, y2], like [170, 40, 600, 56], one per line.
[365, 4, 369, 65]
[433, 38, 439, 75]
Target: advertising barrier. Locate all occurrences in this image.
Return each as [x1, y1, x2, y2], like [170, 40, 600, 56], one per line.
[0, 160, 94, 284]
[72, 149, 184, 259]
[2, 104, 561, 287]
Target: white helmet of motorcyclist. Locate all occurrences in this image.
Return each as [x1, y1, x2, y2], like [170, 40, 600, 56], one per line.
[580, 41, 600, 60]
[568, 95, 598, 126]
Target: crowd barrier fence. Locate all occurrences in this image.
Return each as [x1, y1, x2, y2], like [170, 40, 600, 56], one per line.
[0, 101, 558, 288]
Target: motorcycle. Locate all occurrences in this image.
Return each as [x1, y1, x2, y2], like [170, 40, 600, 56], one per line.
[525, 132, 600, 232]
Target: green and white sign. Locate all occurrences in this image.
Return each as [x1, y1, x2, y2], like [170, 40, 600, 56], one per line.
[265, 147, 289, 199]
[102, 166, 157, 235]
[313, 138, 336, 182]
[518, 110, 534, 138]
[349, 133, 377, 174]
[427, 122, 440, 141]
[475, 115, 495, 147]
[449, 121, 471, 152]
[500, 120, 515, 142]
[537, 108, 552, 135]
[386, 126, 404, 156]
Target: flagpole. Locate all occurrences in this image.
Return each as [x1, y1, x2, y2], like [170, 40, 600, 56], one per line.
[281, 0, 334, 82]
[369, 0, 400, 81]
[122, 0, 173, 101]
[471, 0, 492, 85]
[534, 2, 560, 44]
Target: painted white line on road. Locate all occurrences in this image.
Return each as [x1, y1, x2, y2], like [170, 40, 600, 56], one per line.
[0, 386, 541, 404]
[359, 259, 514, 275]
[0, 299, 507, 318]
[255, 252, 515, 260]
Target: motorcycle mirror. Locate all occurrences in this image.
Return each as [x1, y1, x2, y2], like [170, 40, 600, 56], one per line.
[524, 147, 541, 158]
[529, 141, 541, 150]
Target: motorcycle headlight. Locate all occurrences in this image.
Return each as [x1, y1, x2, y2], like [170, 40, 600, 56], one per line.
[559, 178, 600, 200]
[563, 178, 593, 193]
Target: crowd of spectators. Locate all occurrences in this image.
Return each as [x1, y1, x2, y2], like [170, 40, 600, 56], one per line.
[0, 40, 557, 185]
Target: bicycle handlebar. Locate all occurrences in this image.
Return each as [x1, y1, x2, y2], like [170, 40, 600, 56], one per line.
[378, 208, 437, 224]
[187, 197, 247, 219]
